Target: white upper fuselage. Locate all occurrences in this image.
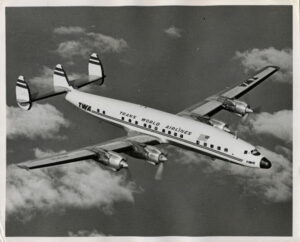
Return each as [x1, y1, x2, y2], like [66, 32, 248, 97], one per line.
[66, 89, 264, 168]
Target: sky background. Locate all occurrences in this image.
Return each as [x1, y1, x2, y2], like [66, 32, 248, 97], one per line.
[5, 6, 292, 236]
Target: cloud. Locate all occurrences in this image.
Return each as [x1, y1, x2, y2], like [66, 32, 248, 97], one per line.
[167, 145, 292, 202]
[68, 229, 105, 237]
[238, 110, 292, 143]
[27, 66, 86, 93]
[7, 149, 139, 221]
[7, 104, 70, 140]
[53, 26, 128, 59]
[234, 47, 292, 83]
[53, 26, 86, 35]
[164, 26, 182, 39]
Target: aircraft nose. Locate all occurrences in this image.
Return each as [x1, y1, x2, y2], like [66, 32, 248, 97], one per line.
[260, 157, 272, 169]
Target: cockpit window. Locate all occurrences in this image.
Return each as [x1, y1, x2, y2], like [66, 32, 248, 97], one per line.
[251, 149, 261, 156]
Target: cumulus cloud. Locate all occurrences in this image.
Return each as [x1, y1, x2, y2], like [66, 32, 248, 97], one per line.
[53, 26, 86, 35]
[234, 47, 292, 83]
[238, 110, 292, 143]
[164, 26, 182, 39]
[7, 104, 70, 140]
[53, 26, 128, 59]
[168, 145, 292, 202]
[68, 229, 105, 237]
[7, 149, 139, 221]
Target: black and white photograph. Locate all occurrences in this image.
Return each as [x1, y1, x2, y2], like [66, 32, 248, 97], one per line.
[1, 0, 298, 240]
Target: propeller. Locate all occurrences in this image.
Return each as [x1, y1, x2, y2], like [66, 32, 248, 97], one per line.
[123, 166, 133, 181]
[154, 162, 164, 180]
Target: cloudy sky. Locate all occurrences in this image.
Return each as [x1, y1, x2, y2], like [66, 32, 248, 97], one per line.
[5, 6, 292, 236]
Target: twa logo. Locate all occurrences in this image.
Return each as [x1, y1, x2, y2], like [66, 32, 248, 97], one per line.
[79, 102, 91, 111]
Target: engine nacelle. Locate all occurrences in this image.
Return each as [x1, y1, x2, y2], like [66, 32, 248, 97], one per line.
[129, 143, 167, 165]
[209, 119, 231, 133]
[222, 98, 253, 116]
[94, 149, 128, 171]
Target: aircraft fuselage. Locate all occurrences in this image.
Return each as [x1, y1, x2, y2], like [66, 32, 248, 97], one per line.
[66, 89, 269, 169]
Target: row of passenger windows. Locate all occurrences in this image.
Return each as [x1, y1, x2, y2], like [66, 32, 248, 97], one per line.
[121, 116, 184, 139]
[116, 115, 231, 154]
[196, 140, 229, 153]
[97, 109, 106, 114]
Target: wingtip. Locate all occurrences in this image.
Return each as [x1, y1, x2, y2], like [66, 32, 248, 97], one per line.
[267, 65, 280, 70]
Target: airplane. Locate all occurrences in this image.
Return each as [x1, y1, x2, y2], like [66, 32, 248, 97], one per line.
[16, 53, 279, 180]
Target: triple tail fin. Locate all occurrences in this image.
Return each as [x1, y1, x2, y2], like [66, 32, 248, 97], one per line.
[16, 53, 105, 111]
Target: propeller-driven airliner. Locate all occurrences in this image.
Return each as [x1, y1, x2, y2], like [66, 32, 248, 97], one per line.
[16, 53, 279, 179]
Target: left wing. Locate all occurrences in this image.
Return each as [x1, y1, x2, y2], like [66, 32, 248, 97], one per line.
[178, 66, 279, 119]
[17, 134, 161, 171]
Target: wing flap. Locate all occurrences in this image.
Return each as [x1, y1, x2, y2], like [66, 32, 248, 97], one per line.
[17, 149, 96, 170]
[17, 135, 160, 170]
[180, 100, 223, 117]
[221, 66, 279, 99]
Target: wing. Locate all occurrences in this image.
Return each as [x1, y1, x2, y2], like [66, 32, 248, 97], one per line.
[178, 66, 279, 118]
[17, 134, 160, 170]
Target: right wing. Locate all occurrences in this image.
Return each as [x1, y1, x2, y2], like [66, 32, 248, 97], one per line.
[178, 66, 279, 118]
[17, 134, 160, 170]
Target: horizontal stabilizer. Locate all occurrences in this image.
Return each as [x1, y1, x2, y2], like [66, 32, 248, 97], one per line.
[15, 75, 68, 111]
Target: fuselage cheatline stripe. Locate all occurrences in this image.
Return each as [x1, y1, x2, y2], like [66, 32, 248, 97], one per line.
[86, 108, 242, 162]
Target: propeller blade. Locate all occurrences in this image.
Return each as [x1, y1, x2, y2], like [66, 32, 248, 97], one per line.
[253, 106, 262, 113]
[154, 162, 164, 180]
[122, 167, 133, 181]
[242, 112, 249, 122]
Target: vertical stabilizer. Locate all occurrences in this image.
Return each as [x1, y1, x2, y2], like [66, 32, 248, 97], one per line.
[53, 64, 72, 92]
[89, 53, 105, 80]
[16, 75, 32, 110]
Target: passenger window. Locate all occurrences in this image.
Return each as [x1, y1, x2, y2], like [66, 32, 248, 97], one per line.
[210, 144, 214, 149]
[162, 129, 165, 133]
[135, 121, 138, 125]
[168, 131, 171, 135]
[144, 123, 147, 127]
[121, 117, 124, 120]
[97, 109, 100, 113]
[204, 143, 207, 147]
[196, 140, 199, 145]
[244, 150, 248, 154]
[180, 134, 183, 138]
[174, 132, 177, 136]
[224, 148, 228, 152]
[102, 111, 106, 114]
[217, 146, 221, 150]
[155, 126, 158, 130]
[129, 119, 132, 123]
[148, 125, 152, 129]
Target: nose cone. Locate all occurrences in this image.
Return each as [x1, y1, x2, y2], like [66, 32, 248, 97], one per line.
[159, 154, 168, 162]
[246, 107, 253, 113]
[260, 157, 272, 169]
[120, 160, 128, 168]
